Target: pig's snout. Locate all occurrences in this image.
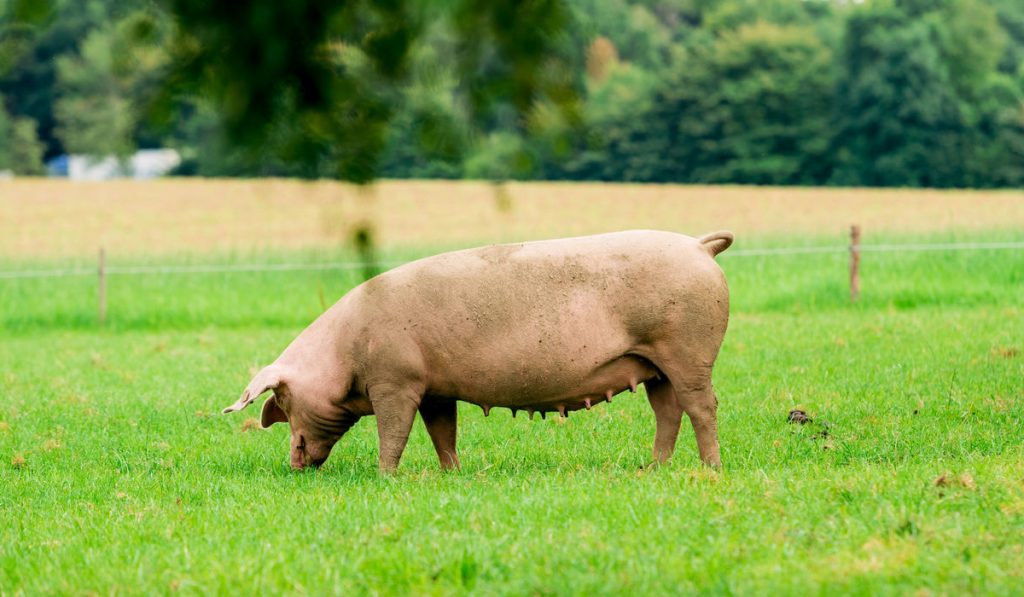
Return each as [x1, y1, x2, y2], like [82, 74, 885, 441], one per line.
[290, 435, 330, 470]
[290, 435, 310, 470]
[290, 452, 326, 470]
[290, 458, 326, 470]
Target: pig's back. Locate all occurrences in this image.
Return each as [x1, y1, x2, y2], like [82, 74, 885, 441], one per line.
[365, 230, 708, 323]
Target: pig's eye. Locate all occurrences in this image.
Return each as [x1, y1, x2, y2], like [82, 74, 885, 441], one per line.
[297, 435, 306, 451]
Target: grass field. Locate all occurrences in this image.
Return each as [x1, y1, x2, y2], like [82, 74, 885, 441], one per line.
[1, 180, 1023, 594]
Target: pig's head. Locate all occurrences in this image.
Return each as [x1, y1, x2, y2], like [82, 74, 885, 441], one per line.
[222, 364, 365, 470]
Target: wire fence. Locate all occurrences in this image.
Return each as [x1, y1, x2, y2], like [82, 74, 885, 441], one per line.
[3, 235, 1022, 325]
[727, 240, 1024, 257]
[1, 240, 1022, 280]
[0, 261, 406, 279]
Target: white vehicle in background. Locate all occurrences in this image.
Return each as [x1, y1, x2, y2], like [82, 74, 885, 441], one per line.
[53, 149, 182, 181]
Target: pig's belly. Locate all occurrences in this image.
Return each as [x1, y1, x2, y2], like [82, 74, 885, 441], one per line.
[416, 280, 665, 412]
[435, 351, 662, 414]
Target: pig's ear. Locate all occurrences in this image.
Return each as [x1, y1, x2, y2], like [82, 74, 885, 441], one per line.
[261, 395, 288, 428]
[222, 365, 285, 414]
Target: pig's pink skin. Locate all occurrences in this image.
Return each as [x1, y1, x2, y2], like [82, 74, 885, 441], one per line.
[225, 230, 732, 473]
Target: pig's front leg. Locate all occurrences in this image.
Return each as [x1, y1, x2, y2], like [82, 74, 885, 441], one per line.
[369, 383, 423, 473]
[419, 400, 460, 470]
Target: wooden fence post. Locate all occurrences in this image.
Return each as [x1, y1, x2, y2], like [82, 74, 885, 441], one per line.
[98, 247, 107, 325]
[849, 225, 861, 302]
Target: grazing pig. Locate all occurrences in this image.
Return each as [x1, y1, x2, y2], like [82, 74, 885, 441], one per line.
[223, 230, 733, 472]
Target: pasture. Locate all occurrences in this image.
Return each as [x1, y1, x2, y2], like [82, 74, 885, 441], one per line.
[1, 180, 1023, 594]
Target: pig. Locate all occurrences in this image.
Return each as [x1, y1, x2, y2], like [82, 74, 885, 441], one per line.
[223, 230, 733, 472]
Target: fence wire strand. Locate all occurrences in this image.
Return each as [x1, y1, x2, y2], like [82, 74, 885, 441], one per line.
[1, 241, 1021, 280]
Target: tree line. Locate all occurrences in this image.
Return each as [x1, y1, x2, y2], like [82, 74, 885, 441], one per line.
[1, 0, 1022, 187]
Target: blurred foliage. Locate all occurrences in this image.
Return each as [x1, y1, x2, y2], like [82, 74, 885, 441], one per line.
[0, 92, 44, 174]
[151, 0, 581, 183]
[53, 11, 168, 156]
[1, 0, 1022, 187]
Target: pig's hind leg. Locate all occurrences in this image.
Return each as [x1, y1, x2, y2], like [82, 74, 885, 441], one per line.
[675, 371, 721, 467]
[646, 357, 721, 468]
[419, 399, 461, 470]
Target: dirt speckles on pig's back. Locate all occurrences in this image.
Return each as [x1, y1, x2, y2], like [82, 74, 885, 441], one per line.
[343, 230, 727, 404]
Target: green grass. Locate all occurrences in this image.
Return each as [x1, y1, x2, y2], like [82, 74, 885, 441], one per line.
[1, 235, 1023, 594]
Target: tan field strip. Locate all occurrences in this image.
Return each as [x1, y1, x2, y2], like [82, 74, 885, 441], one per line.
[1, 179, 1023, 260]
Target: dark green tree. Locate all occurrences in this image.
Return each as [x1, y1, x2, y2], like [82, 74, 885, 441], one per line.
[833, 7, 966, 187]
[673, 21, 835, 184]
[832, 1, 1020, 187]
[0, 93, 45, 174]
[559, 56, 665, 181]
[0, 0, 153, 158]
